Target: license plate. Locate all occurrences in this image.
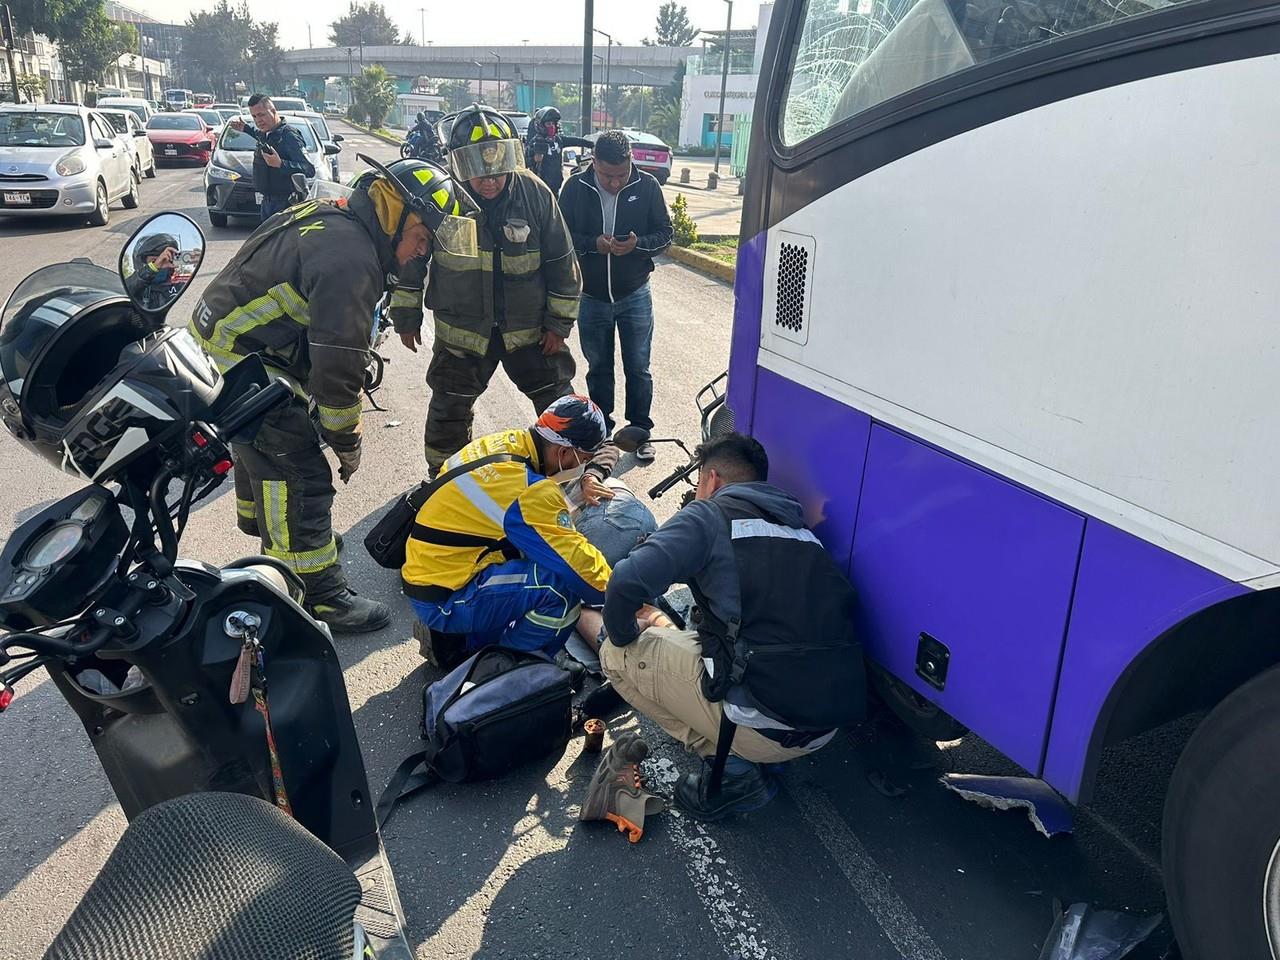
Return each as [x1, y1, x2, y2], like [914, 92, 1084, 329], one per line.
[3, 192, 31, 205]
[165, 147, 177, 156]
[255, 193, 264, 205]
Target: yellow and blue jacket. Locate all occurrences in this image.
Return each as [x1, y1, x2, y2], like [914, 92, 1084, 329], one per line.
[402, 429, 611, 604]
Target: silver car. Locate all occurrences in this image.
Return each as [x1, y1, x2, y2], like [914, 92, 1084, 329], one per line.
[98, 108, 157, 180]
[0, 104, 139, 226]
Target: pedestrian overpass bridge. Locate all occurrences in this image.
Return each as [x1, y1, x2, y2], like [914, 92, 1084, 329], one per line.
[283, 44, 691, 106]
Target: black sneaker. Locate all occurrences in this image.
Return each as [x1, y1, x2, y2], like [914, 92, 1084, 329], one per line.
[674, 758, 778, 822]
[582, 680, 627, 719]
[412, 621, 468, 669]
[307, 589, 391, 634]
[635, 441, 656, 463]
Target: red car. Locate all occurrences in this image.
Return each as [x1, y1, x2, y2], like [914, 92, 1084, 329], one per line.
[146, 113, 214, 165]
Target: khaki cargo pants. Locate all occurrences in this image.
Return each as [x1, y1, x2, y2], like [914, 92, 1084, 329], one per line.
[600, 627, 811, 765]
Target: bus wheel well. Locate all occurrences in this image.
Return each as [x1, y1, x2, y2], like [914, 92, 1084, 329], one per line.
[1078, 586, 1280, 804]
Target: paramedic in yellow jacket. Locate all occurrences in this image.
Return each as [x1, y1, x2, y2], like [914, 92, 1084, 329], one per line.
[402, 395, 611, 658]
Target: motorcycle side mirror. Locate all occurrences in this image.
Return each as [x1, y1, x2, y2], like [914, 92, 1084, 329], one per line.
[612, 425, 650, 453]
[291, 172, 308, 195]
[119, 212, 206, 321]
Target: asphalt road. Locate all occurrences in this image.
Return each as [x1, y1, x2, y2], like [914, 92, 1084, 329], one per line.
[0, 122, 1178, 960]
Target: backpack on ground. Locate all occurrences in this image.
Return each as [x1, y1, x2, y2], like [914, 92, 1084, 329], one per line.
[376, 646, 573, 826]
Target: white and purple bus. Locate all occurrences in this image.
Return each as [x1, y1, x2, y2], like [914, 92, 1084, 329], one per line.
[730, 1, 1280, 956]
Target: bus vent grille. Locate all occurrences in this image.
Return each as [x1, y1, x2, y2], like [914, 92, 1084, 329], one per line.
[775, 241, 809, 335]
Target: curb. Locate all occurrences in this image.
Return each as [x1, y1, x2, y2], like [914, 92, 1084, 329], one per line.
[665, 244, 736, 284]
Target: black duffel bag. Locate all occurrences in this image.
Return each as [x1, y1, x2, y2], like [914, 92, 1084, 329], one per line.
[375, 646, 574, 826]
[363, 453, 525, 569]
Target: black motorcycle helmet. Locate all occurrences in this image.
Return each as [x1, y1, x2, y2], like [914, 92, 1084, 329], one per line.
[531, 105, 562, 139]
[0, 262, 221, 481]
[446, 104, 524, 182]
[132, 233, 179, 275]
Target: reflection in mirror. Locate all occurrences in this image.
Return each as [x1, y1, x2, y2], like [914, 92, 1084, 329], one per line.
[612, 425, 650, 453]
[119, 213, 206, 316]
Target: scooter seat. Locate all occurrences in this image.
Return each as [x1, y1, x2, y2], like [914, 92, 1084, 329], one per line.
[45, 792, 360, 960]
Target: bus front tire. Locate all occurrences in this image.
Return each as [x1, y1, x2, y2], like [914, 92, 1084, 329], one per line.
[1163, 664, 1280, 960]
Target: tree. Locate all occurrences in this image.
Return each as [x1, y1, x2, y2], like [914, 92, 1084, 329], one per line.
[400, 31, 416, 45]
[644, 2, 698, 47]
[646, 100, 679, 145]
[433, 79, 472, 112]
[351, 62, 397, 128]
[59, 14, 136, 87]
[185, 1, 253, 99]
[16, 72, 45, 102]
[247, 22, 285, 93]
[8, 0, 101, 43]
[328, 2, 399, 47]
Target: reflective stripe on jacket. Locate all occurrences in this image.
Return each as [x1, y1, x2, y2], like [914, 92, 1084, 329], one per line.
[423, 169, 582, 357]
[188, 200, 385, 449]
[402, 429, 611, 601]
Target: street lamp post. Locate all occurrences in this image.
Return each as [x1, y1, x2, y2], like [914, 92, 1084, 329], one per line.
[592, 28, 612, 127]
[580, 0, 593, 136]
[632, 69, 657, 131]
[592, 54, 604, 131]
[713, 0, 733, 175]
[472, 60, 483, 104]
[419, 7, 425, 46]
[488, 50, 502, 109]
[346, 47, 354, 107]
[1, 3, 20, 104]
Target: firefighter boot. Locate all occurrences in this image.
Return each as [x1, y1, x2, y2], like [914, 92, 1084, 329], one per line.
[307, 588, 392, 635]
[579, 732, 665, 843]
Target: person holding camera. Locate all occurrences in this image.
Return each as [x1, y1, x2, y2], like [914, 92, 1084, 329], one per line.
[228, 94, 315, 221]
[559, 131, 673, 462]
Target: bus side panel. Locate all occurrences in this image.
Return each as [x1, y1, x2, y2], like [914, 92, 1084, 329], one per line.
[727, 231, 768, 434]
[1042, 520, 1245, 802]
[750, 367, 870, 569]
[851, 425, 1084, 774]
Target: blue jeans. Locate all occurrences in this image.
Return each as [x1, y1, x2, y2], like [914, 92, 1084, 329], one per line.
[409, 559, 584, 657]
[577, 282, 654, 432]
[260, 193, 289, 222]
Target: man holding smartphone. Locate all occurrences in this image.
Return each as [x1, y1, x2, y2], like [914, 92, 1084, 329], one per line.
[228, 94, 315, 221]
[560, 131, 673, 462]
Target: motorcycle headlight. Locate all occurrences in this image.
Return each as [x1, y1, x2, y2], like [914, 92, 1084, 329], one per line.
[55, 152, 86, 177]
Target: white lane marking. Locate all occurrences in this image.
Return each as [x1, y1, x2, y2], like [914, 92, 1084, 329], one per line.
[784, 776, 949, 960]
[645, 749, 790, 960]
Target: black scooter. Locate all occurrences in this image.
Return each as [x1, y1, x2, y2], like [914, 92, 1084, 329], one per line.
[0, 213, 411, 959]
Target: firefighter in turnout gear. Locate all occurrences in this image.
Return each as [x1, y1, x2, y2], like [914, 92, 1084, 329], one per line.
[395, 104, 583, 477]
[191, 155, 476, 632]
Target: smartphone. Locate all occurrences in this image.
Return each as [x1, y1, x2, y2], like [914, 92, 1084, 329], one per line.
[259, 143, 276, 155]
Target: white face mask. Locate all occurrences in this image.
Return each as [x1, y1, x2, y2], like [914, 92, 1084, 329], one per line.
[548, 448, 587, 484]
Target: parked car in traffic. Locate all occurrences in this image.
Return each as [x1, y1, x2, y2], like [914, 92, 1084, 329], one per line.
[204, 115, 334, 227]
[621, 129, 672, 184]
[212, 103, 240, 123]
[323, 100, 340, 115]
[281, 109, 343, 180]
[193, 93, 215, 107]
[0, 104, 139, 226]
[183, 108, 225, 144]
[270, 96, 308, 113]
[97, 108, 157, 180]
[146, 113, 214, 165]
[96, 96, 154, 126]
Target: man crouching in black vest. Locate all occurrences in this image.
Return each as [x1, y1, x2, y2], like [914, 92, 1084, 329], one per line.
[599, 433, 866, 821]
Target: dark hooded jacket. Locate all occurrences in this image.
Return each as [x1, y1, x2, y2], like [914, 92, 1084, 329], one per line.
[603, 481, 866, 733]
[189, 191, 394, 452]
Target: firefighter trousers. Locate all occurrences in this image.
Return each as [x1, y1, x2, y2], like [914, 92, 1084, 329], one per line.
[232, 398, 346, 602]
[423, 330, 575, 475]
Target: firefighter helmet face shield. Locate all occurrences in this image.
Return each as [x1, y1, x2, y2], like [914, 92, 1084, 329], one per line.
[449, 139, 525, 182]
[428, 213, 478, 258]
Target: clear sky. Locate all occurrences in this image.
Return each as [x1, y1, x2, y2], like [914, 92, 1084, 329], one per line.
[127, 0, 762, 54]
